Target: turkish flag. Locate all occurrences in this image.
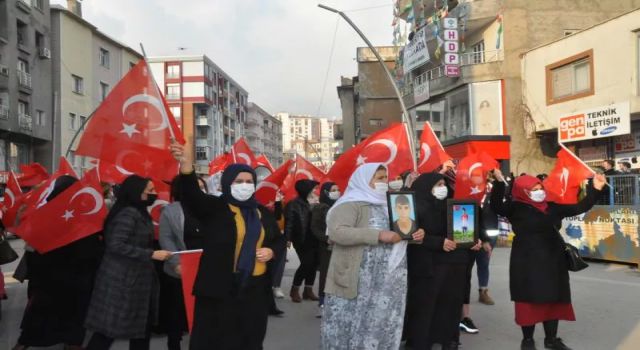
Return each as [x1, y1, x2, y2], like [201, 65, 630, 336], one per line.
[280, 156, 326, 202]
[148, 179, 171, 240]
[89, 159, 129, 185]
[208, 153, 232, 175]
[255, 155, 275, 173]
[543, 146, 595, 204]
[231, 138, 257, 167]
[19, 163, 49, 187]
[418, 122, 451, 173]
[14, 168, 107, 253]
[328, 123, 414, 191]
[3, 172, 23, 227]
[180, 250, 202, 333]
[58, 156, 78, 178]
[454, 152, 499, 203]
[75, 60, 184, 182]
[256, 159, 293, 207]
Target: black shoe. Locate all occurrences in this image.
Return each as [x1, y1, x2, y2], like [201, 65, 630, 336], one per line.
[442, 341, 459, 350]
[544, 338, 571, 350]
[459, 317, 479, 334]
[521, 338, 537, 350]
[269, 307, 284, 317]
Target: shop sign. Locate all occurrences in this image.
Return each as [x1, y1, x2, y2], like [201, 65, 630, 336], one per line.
[403, 27, 430, 73]
[443, 19, 459, 77]
[614, 129, 640, 152]
[558, 102, 630, 142]
[413, 78, 430, 105]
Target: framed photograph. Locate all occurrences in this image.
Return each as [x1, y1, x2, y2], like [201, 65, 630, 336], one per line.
[447, 199, 479, 248]
[387, 191, 418, 241]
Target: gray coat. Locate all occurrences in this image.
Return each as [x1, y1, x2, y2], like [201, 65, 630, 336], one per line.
[85, 207, 158, 339]
[158, 202, 185, 278]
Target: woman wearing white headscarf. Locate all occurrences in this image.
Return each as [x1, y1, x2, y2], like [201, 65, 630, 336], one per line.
[320, 163, 424, 349]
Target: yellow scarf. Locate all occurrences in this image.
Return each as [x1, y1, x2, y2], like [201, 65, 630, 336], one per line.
[229, 205, 266, 276]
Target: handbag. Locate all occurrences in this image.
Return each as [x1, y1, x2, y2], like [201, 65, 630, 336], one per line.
[0, 232, 19, 265]
[564, 243, 589, 272]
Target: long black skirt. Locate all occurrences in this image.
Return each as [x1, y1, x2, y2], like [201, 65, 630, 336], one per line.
[406, 263, 467, 349]
[189, 275, 270, 350]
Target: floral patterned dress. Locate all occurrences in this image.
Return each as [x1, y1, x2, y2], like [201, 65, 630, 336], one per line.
[321, 204, 408, 350]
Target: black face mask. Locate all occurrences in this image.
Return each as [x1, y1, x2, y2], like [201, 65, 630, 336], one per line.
[145, 194, 158, 207]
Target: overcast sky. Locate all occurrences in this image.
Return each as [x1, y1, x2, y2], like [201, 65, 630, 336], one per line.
[52, 0, 396, 119]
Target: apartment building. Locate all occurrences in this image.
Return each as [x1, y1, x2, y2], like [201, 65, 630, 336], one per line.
[276, 112, 338, 168]
[246, 102, 283, 167]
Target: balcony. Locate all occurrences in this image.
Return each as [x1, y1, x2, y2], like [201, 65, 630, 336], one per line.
[0, 104, 8, 120]
[165, 71, 180, 79]
[165, 93, 180, 100]
[196, 117, 210, 126]
[17, 70, 32, 89]
[16, 0, 31, 12]
[19, 113, 32, 132]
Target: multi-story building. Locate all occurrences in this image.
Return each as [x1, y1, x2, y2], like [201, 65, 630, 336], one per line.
[0, 0, 53, 177]
[50, 1, 142, 174]
[276, 112, 337, 168]
[148, 55, 248, 174]
[337, 46, 402, 150]
[246, 102, 283, 167]
[397, 0, 640, 174]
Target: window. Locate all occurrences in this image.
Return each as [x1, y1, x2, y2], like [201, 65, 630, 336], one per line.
[472, 40, 485, 64]
[166, 84, 180, 99]
[36, 110, 45, 126]
[197, 127, 208, 139]
[166, 64, 180, 78]
[35, 31, 44, 50]
[368, 118, 384, 127]
[16, 20, 27, 46]
[80, 115, 87, 130]
[100, 82, 109, 101]
[196, 146, 208, 160]
[17, 58, 28, 73]
[34, 0, 44, 10]
[99, 48, 110, 68]
[17, 100, 28, 116]
[69, 113, 77, 130]
[545, 49, 594, 105]
[72, 75, 84, 94]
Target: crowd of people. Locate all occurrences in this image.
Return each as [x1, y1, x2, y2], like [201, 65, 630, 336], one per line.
[0, 141, 606, 350]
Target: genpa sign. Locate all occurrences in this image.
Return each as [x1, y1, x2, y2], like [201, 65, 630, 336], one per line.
[558, 102, 630, 142]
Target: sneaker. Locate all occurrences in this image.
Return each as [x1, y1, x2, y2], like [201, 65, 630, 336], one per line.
[316, 305, 324, 319]
[521, 338, 537, 350]
[273, 287, 285, 299]
[459, 317, 479, 334]
[544, 338, 572, 350]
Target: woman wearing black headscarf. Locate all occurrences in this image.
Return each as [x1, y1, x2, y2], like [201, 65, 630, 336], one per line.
[285, 179, 320, 302]
[12, 176, 103, 350]
[170, 142, 285, 350]
[310, 181, 340, 313]
[85, 175, 172, 350]
[406, 172, 481, 350]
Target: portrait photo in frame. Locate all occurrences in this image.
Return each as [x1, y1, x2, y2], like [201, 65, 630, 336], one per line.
[447, 199, 479, 248]
[387, 191, 418, 241]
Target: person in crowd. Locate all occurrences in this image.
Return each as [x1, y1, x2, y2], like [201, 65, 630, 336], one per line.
[285, 179, 320, 302]
[490, 169, 605, 350]
[320, 163, 424, 349]
[536, 173, 548, 182]
[169, 141, 285, 350]
[270, 191, 287, 301]
[85, 175, 172, 350]
[618, 161, 632, 173]
[12, 176, 103, 350]
[405, 171, 482, 350]
[157, 175, 208, 350]
[476, 176, 499, 305]
[602, 160, 619, 176]
[310, 181, 340, 317]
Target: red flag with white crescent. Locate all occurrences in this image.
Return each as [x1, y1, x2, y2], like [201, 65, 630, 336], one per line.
[148, 179, 171, 240]
[14, 168, 107, 253]
[19, 163, 50, 187]
[256, 159, 293, 207]
[208, 153, 232, 175]
[180, 250, 202, 333]
[2, 171, 23, 227]
[418, 121, 451, 173]
[543, 146, 595, 204]
[454, 152, 499, 203]
[255, 154, 275, 173]
[231, 138, 257, 167]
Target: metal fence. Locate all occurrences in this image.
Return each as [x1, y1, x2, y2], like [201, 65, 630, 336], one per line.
[601, 174, 640, 206]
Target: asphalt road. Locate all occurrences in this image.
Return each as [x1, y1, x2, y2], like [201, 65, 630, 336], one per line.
[1, 239, 639, 349]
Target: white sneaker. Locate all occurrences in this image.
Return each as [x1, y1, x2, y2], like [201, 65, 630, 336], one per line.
[273, 287, 285, 299]
[316, 305, 324, 318]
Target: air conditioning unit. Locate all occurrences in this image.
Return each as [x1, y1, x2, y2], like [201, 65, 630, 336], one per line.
[0, 66, 8, 76]
[39, 47, 51, 59]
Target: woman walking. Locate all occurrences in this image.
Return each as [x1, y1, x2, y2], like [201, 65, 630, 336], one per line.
[321, 163, 424, 349]
[85, 175, 172, 350]
[490, 170, 605, 350]
[170, 141, 285, 350]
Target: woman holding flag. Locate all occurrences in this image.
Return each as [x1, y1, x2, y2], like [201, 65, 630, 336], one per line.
[170, 141, 285, 350]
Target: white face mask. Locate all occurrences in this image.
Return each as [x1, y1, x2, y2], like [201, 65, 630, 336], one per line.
[389, 180, 403, 191]
[328, 191, 341, 200]
[373, 182, 389, 195]
[529, 189, 546, 203]
[230, 183, 255, 201]
[432, 185, 448, 200]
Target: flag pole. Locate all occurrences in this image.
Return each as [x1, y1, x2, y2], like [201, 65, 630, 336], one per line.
[318, 4, 418, 170]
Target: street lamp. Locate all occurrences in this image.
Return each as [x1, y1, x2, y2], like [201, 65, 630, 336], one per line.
[318, 3, 417, 169]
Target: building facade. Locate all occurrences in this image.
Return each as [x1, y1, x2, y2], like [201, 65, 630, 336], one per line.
[0, 0, 53, 178]
[50, 2, 142, 174]
[276, 112, 338, 168]
[246, 102, 283, 167]
[396, 0, 640, 174]
[337, 46, 402, 150]
[148, 55, 248, 174]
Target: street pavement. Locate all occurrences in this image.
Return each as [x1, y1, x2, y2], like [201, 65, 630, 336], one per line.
[1, 239, 640, 349]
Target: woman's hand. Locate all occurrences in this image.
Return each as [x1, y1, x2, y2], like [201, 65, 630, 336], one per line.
[169, 140, 193, 174]
[470, 240, 482, 251]
[493, 168, 505, 182]
[482, 242, 493, 257]
[411, 229, 425, 242]
[174, 264, 182, 276]
[439, 159, 456, 174]
[593, 173, 606, 190]
[379, 230, 402, 244]
[405, 172, 420, 188]
[152, 250, 172, 261]
[443, 238, 457, 252]
[256, 248, 274, 263]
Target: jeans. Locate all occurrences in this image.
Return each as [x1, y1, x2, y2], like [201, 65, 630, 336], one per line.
[476, 236, 497, 288]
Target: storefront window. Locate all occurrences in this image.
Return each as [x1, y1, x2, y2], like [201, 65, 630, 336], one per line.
[445, 88, 470, 140]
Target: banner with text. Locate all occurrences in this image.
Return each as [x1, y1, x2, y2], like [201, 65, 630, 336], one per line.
[558, 101, 630, 142]
[403, 27, 430, 73]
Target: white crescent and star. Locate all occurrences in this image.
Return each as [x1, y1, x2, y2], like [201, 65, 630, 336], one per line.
[236, 152, 252, 165]
[356, 139, 398, 166]
[36, 179, 58, 209]
[256, 181, 279, 191]
[69, 187, 104, 215]
[418, 143, 432, 168]
[148, 199, 170, 226]
[115, 149, 142, 176]
[120, 123, 141, 138]
[296, 169, 314, 180]
[468, 162, 483, 178]
[122, 94, 175, 137]
[560, 167, 570, 196]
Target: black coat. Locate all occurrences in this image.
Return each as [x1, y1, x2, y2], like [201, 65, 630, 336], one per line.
[490, 181, 601, 303]
[284, 197, 313, 247]
[178, 172, 285, 299]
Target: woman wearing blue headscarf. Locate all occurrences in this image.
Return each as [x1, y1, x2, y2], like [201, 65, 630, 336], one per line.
[170, 142, 285, 350]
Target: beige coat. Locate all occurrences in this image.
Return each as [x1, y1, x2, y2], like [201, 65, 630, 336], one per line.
[325, 201, 381, 299]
